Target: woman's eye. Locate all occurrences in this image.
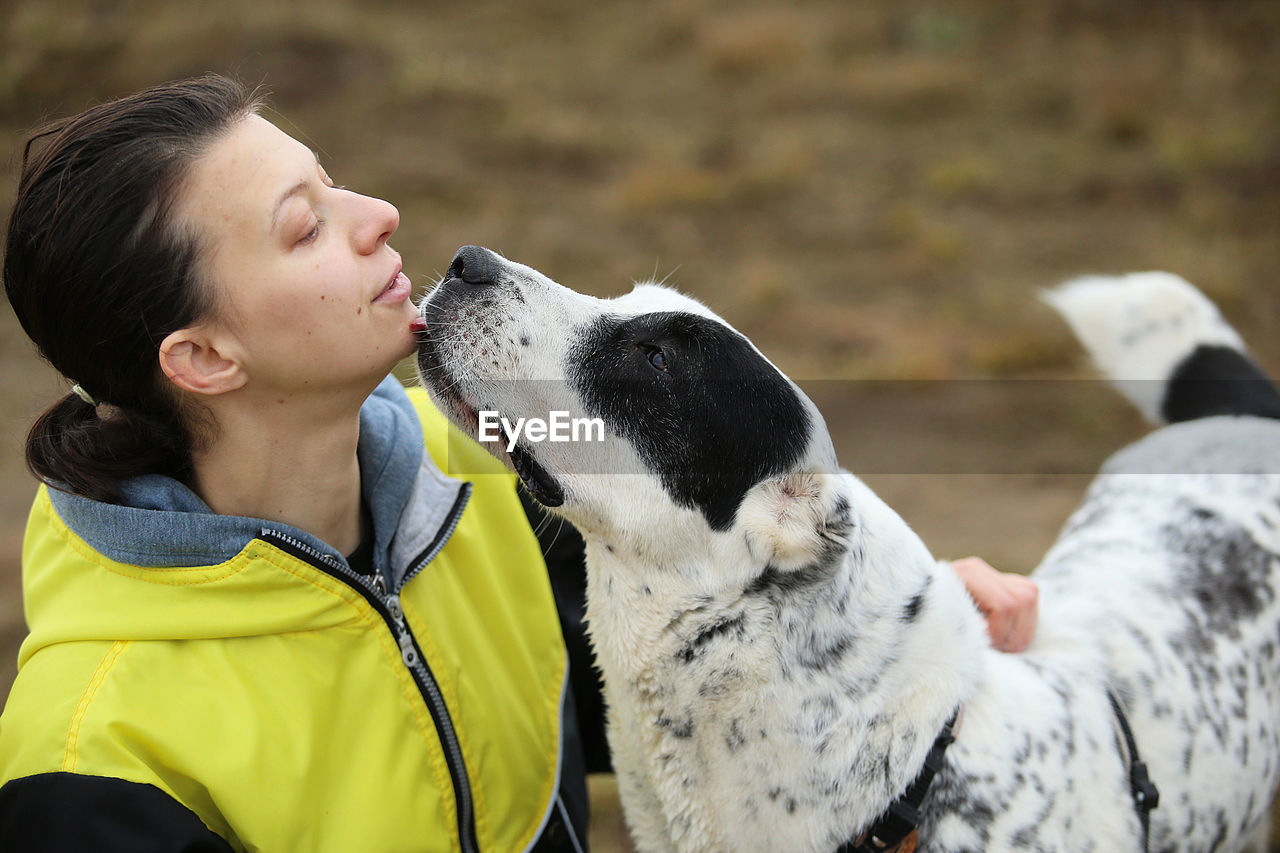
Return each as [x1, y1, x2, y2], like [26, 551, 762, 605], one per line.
[644, 345, 668, 372]
[297, 220, 321, 246]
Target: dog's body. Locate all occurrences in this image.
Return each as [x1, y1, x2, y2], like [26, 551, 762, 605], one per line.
[417, 251, 1280, 853]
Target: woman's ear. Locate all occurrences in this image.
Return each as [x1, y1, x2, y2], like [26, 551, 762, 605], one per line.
[158, 327, 247, 396]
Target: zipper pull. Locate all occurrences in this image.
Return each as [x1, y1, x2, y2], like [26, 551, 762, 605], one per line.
[387, 593, 420, 669]
[397, 630, 421, 669]
[373, 573, 387, 596]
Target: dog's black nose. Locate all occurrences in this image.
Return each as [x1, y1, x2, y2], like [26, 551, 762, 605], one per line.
[447, 245, 498, 286]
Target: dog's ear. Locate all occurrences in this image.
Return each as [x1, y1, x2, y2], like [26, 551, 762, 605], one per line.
[738, 468, 852, 571]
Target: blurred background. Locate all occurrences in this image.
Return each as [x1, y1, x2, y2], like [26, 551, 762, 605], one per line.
[1, 0, 1278, 848]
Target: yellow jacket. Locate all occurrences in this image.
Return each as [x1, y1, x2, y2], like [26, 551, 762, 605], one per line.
[0, 380, 583, 852]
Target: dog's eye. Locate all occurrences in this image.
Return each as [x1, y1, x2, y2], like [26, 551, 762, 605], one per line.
[644, 345, 668, 372]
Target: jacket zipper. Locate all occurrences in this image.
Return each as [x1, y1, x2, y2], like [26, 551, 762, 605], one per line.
[258, 497, 478, 853]
[400, 485, 471, 590]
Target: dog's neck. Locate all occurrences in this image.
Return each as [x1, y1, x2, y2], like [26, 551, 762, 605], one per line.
[580, 472, 987, 850]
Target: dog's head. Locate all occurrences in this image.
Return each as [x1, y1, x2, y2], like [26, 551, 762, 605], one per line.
[417, 246, 847, 568]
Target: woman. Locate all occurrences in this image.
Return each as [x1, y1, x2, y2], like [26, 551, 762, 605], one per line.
[0, 75, 1035, 851]
[0, 75, 587, 852]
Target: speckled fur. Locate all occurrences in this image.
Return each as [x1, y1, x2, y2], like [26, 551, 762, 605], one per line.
[418, 259, 1280, 853]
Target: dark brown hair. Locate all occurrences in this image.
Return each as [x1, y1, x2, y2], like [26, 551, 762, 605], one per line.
[3, 75, 262, 502]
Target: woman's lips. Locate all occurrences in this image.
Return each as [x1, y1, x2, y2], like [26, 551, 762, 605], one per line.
[374, 270, 412, 304]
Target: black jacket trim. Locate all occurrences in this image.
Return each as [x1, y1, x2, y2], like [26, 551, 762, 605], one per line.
[518, 486, 611, 775]
[0, 772, 234, 853]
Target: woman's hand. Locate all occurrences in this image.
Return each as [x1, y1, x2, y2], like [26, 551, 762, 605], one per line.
[951, 556, 1039, 653]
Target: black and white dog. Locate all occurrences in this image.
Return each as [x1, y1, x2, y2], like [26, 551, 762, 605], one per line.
[417, 247, 1280, 853]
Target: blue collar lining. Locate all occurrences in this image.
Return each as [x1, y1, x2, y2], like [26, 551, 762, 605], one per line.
[48, 377, 466, 585]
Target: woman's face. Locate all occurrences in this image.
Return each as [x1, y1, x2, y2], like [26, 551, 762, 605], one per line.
[178, 114, 418, 400]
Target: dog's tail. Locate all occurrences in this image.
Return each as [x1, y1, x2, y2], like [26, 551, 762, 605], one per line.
[1043, 271, 1280, 424]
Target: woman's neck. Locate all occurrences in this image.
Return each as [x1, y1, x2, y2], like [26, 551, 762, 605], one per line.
[188, 393, 365, 555]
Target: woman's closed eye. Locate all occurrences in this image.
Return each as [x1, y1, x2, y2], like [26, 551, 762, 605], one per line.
[296, 218, 323, 247]
[293, 180, 348, 247]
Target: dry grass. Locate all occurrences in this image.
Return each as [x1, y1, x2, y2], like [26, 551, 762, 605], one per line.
[2, 0, 1279, 848]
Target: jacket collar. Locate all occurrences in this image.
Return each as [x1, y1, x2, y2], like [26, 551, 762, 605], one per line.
[49, 376, 467, 588]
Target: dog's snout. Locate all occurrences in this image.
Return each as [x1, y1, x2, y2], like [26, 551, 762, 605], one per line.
[447, 245, 499, 286]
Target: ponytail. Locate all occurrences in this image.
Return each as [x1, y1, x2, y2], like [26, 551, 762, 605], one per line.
[25, 393, 192, 504]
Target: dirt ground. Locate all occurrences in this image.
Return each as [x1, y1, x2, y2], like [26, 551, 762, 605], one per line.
[2, 0, 1278, 849]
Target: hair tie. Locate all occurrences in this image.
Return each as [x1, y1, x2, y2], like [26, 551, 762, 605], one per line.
[71, 383, 98, 406]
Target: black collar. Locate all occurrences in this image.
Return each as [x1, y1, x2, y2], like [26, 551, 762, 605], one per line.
[836, 694, 1159, 853]
[837, 711, 958, 853]
[1107, 689, 1160, 852]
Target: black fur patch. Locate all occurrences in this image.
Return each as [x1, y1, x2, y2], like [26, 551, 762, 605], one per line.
[903, 578, 931, 623]
[1163, 345, 1280, 423]
[744, 563, 831, 598]
[1163, 503, 1277, 641]
[677, 613, 747, 663]
[568, 311, 811, 530]
[656, 711, 696, 739]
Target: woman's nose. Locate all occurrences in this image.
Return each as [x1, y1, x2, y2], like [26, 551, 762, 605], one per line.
[352, 194, 399, 253]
